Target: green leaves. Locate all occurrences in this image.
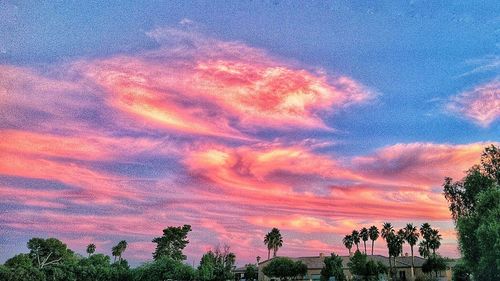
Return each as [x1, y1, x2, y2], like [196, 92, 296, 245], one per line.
[320, 253, 346, 281]
[152, 224, 192, 261]
[262, 257, 307, 280]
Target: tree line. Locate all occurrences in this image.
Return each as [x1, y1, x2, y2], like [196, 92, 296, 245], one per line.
[0, 225, 238, 281]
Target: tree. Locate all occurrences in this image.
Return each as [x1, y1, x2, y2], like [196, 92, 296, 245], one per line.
[404, 223, 419, 280]
[359, 227, 369, 254]
[351, 230, 360, 252]
[3, 254, 46, 281]
[116, 240, 127, 264]
[422, 255, 446, 278]
[443, 144, 500, 281]
[86, 244, 96, 257]
[343, 235, 354, 255]
[152, 224, 191, 261]
[197, 245, 236, 281]
[451, 260, 471, 281]
[347, 251, 387, 281]
[244, 264, 258, 281]
[368, 226, 379, 256]
[418, 223, 432, 258]
[264, 228, 283, 259]
[262, 257, 307, 281]
[134, 256, 195, 281]
[27, 238, 74, 269]
[320, 253, 346, 281]
[380, 223, 394, 275]
[428, 229, 441, 255]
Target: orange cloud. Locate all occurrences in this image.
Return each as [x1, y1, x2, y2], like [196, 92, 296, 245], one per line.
[447, 79, 500, 127]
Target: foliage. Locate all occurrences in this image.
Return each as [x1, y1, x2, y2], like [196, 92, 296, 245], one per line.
[320, 253, 346, 281]
[359, 228, 369, 254]
[422, 255, 446, 278]
[451, 260, 470, 281]
[152, 224, 192, 261]
[262, 257, 307, 281]
[443, 144, 500, 280]
[197, 245, 236, 281]
[351, 230, 360, 251]
[347, 251, 386, 281]
[133, 256, 195, 281]
[27, 237, 75, 269]
[86, 243, 96, 257]
[244, 264, 258, 281]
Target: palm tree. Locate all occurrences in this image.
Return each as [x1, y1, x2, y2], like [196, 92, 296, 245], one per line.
[264, 231, 272, 260]
[271, 229, 283, 257]
[359, 227, 369, 254]
[264, 228, 283, 259]
[342, 235, 354, 255]
[419, 223, 432, 257]
[404, 223, 419, 280]
[351, 230, 360, 252]
[112, 245, 120, 263]
[86, 243, 96, 257]
[381, 223, 394, 277]
[428, 229, 442, 255]
[368, 225, 379, 255]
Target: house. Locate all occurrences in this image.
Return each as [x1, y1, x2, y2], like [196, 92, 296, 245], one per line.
[255, 253, 455, 281]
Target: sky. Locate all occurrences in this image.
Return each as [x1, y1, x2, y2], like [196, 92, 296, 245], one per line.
[0, 0, 499, 266]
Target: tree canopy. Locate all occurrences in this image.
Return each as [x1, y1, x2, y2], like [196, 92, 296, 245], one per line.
[320, 253, 346, 281]
[152, 224, 192, 261]
[262, 257, 307, 281]
[443, 144, 500, 280]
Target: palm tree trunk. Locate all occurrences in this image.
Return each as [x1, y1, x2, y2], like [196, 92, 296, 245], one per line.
[356, 244, 359, 251]
[410, 246, 415, 281]
[267, 249, 270, 260]
[388, 254, 392, 280]
[363, 241, 367, 254]
[371, 240, 374, 255]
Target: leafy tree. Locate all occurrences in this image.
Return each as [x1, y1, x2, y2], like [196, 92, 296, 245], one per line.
[443, 145, 500, 280]
[197, 245, 236, 281]
[116, 240, 127, 264]
[27, 238, 74, 269]
[359, 227, 369, 254]
[342, 235, 353, 255]
[422, 255, 446, 278]
[152, 224, 191, 261]
[320, 253, 346, 281]
[347, 251, 386, 281]
[351, 230, 360, 252]
[368, 226, 379, 256]
[244, 264, 258, 281]
[133, 256, 195, 281]
[404, 223, 419, 280]
[4, 254, 46, 281]
[451, 260, 471, 281]
[262, 257, 307, 281]
[86, 244, 96, 257]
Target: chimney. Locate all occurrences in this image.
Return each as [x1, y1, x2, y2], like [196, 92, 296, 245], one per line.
[319, 253, 324, 258]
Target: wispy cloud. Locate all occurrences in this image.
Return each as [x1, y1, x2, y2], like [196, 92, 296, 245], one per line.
[446, 79, 500, 127]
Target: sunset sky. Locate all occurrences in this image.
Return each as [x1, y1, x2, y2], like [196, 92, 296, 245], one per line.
[0, 1, 499, 266]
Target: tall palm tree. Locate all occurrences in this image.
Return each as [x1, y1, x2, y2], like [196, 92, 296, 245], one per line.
[271, 229, 283, 257]
[86, 243, 96, 257]
[419, 223, 432, 257]
[342, 235, 354, 255]
[404, 223, 419, 280]
[381, 223, 394, 277]
[368, 225, 379, 255]
[428, 229, 442, 255]
[351, 230, 360, 252]
[264, 228, 283, 259]
[264, 231, 272, 260]
[112, 245, 120, 263]
[359, 227, 369, 254]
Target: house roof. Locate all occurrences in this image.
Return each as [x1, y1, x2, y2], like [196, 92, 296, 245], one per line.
[258, 255, 428, 270]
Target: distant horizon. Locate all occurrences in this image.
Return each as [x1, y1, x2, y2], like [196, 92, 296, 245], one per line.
[1, 1, 499, 267]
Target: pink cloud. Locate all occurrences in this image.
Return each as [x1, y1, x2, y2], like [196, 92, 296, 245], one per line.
[447, 79, 500, 127]
[74, 28, 374, 138]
